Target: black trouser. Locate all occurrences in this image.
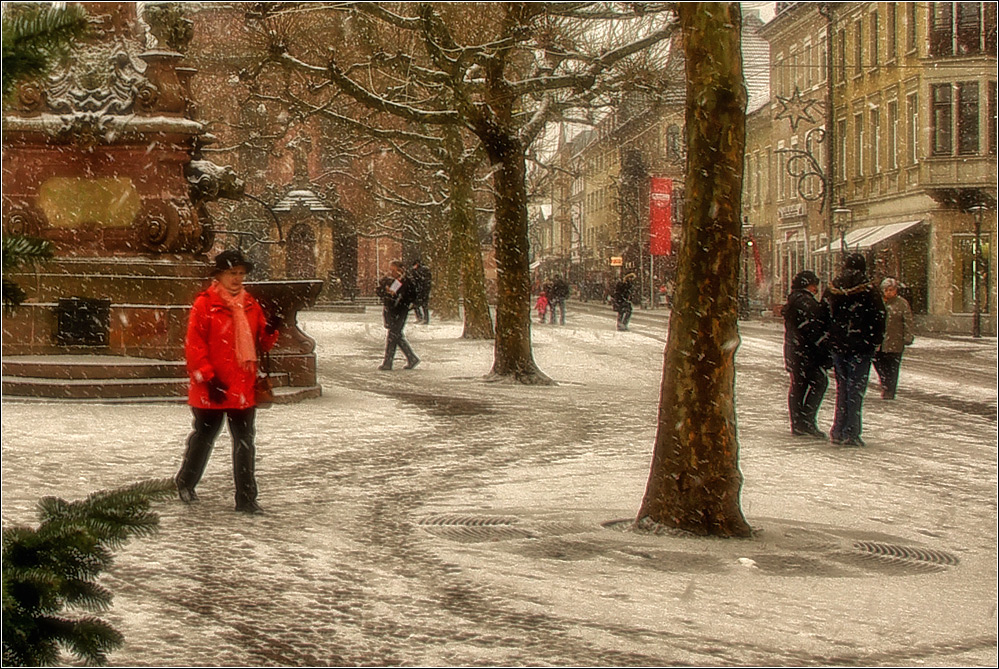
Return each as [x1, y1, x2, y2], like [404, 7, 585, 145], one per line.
[383, 312, 417, 367]
[873, 351, 903, 399]
[617, 303, 632, 329]
[176, 407, 257, 508]
[788, 363, 828, 433]
[549, 299, 565, 324]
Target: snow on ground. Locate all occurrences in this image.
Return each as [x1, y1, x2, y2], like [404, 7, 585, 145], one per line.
[2, 308, 996, 666]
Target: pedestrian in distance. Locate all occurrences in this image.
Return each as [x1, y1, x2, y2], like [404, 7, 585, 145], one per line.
[821, 253, 886, 447]
[535, 290, 549, 323]
[377, 259, 420, 371]
[612, 273, 636, 330]
[175, 249, 281, 514]
[548, 275, 570, 324]
[781, 270, 832, 439]
[873, 277, 915, 400]
[410, 259, 432, 325]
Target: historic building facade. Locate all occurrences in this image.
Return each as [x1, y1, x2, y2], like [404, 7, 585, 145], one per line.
[760, 2, 996, 334]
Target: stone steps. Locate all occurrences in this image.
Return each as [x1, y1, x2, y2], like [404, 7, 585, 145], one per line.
[1, 355, 319, 404]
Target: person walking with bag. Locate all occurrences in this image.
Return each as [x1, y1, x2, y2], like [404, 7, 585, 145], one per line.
[376, 259, 420, 370]
[821, 253, 886, 447]
[873, 278, 915, 400]
[781, 270, 831, 439]
[175, 250, 281, 513]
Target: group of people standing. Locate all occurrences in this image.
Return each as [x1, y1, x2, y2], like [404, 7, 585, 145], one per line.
[782, 253, 914, 448]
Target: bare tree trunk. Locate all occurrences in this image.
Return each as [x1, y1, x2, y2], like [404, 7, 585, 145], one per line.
[487, 145, 550, 383]
[428, 208, 460, 322]
[445, 128, 494, 339]
[637, 2, 751, 537]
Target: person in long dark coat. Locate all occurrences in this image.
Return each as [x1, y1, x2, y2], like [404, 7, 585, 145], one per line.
[376, 260, 420, 370]
[612, 273, 636, 331]
[821, 253, 886, 447]
[781, 270, 831, 439]
[409, 259, 432, 324]
[548, 275, 570, 324]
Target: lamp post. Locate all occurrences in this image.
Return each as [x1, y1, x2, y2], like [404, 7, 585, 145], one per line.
[968, 204, 987, 339]
[832, 205, 852, 263]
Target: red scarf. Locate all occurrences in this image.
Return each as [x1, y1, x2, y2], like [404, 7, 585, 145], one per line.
[213, 283, 257, 372]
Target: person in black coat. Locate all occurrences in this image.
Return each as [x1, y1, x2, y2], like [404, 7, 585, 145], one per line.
[781, 270, 831, 439]
[821, 253, 886, 447]
[409, 259, 432, 324]
[376, 260, 420, 370]
[548, 276, 570, 325]
[612, 273, 636, 331]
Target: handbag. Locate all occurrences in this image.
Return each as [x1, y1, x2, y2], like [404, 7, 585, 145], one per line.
[255, 350, 275, 408]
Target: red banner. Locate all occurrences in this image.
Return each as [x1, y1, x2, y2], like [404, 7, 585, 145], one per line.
[649, 177, 673, 256]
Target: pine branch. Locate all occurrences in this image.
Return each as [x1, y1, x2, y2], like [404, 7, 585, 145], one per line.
[1, 3, 89, 99]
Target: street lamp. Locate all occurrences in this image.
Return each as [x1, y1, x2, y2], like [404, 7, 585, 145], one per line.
[968, 204, 987, 339]
[832, 204, 852, 263]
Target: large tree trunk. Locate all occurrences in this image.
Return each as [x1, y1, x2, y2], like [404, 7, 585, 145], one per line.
[637, 2, 751, 537]
[427, 209, 460, 321]
[487, 144, 550, 383]
[445, 129, 494, 339]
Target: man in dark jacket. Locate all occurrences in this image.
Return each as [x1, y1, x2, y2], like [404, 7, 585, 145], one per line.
[376, 260, 420, 370]
[548, 275, 570, 324]
[821, 253, 886, 447]
[612, 273, 636, 331]
[781, 270, 831, 439]
[410, 259, 432, 324]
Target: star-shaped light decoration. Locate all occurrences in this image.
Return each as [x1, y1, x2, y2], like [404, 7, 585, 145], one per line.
[774, 86, 819, 131]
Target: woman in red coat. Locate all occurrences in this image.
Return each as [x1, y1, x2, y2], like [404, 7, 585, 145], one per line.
[175, 249, 280, 513]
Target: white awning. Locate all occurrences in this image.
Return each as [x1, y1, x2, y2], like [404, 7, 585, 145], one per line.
[813, 220, 923, 255]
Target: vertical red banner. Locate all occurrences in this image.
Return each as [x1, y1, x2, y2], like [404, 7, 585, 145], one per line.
[649, 177, 673, 256]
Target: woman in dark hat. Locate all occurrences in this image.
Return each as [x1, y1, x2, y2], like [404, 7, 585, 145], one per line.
[821, 253, 886, 447]
[781, 269, 831, 439]
[175, 249, 280, 513]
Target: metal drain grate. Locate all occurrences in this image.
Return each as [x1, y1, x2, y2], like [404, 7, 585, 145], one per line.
[419, 514, 520, 527]
[852, 541, 960, 567]
[418, 515, 534, 543]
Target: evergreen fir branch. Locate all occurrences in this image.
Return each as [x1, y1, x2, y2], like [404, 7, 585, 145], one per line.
[1, 3, 89, 99]
[2, 480, 172, 666]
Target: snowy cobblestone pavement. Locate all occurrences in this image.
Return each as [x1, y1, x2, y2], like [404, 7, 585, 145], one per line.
[2, 307, 996, 666]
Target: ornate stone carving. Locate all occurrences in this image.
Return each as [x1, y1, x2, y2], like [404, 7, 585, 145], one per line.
[2, 203, 45, 237]
[186, 160, 246, 202]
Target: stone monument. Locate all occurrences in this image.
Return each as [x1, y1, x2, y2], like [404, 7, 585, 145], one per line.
[1, 3, 321, 402]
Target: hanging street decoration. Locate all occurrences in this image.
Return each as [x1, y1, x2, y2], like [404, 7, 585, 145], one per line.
[774, 86, 819, 131]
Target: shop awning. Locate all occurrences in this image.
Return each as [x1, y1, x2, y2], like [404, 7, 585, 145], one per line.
[813, 220, 923, 255]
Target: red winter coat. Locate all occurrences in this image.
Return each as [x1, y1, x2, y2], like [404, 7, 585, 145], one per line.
[185, 284, 279, 410]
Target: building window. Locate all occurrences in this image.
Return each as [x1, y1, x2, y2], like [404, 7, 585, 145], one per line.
[952, 234, 991, 314]
[887, 4, 898, 61]
[888, 100, 899, 170]
[837, 118, 848, 180]
[989, 81, 997, 156]
[837, 29, 847, 83]
[870, 10, 880, 67]
[932, 84, 954, 155]
[907, 3, 919, 52]
[958, 82, 980, 155]
[871, 108, 881, 173]
[819, 36, 828, 83]
[854, 19, 864, 76]
[930, 2, 994, 56]
[854, 113, 865, 176]
[907, 93, 919, 164]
